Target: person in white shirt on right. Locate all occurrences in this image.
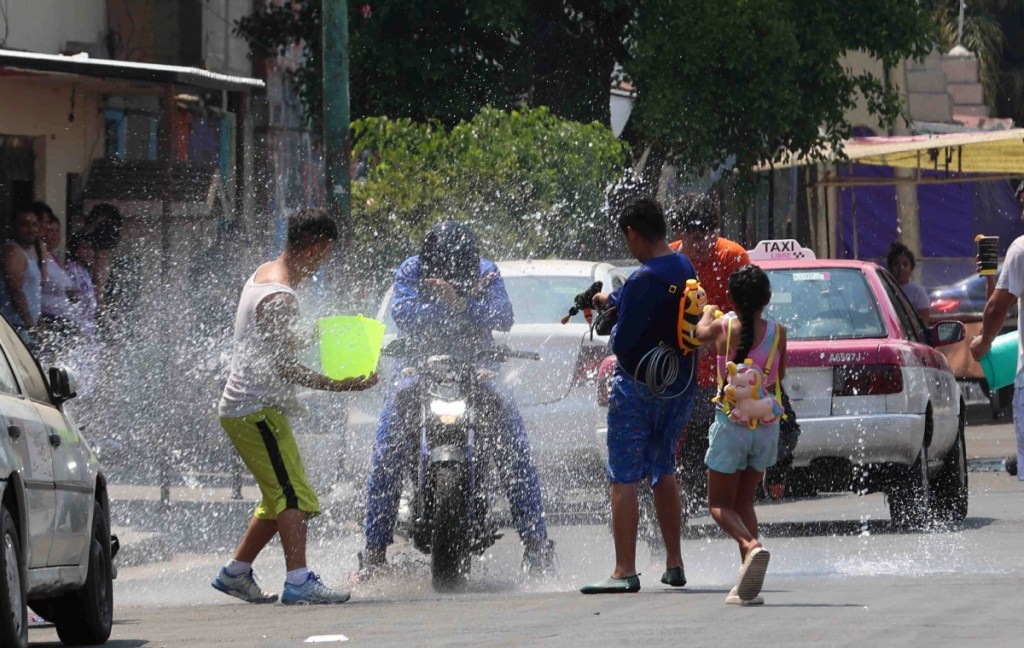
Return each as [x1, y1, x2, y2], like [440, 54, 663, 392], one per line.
[971, 233, 1024, 482]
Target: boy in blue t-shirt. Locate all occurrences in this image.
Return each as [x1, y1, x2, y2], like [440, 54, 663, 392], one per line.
[581, 198, 698, 594]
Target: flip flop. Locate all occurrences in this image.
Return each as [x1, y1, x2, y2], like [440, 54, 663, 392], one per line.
[736, 547, 770, 601]
[660, 566, 686, 587]
[725, 585, 764, 606]
[580, 575, 641, 594]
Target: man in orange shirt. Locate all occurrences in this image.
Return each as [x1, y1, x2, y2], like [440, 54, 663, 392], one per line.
[668, 193, 750, 507]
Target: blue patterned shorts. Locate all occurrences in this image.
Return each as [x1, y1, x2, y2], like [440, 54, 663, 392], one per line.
[606, 374, 695, 484]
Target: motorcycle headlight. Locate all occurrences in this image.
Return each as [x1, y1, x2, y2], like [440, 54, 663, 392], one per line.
[430, 399, 467, 425]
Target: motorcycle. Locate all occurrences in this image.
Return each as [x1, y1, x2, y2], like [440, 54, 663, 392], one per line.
[382, 337, 540, 590]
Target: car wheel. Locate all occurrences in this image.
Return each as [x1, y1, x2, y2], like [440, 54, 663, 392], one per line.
[785, 467, 818, 498]
[931, 403, 968, 523]
[49, 500, 113, 646]
[0, 504, 27, 648]
[888, 447, 929, 529]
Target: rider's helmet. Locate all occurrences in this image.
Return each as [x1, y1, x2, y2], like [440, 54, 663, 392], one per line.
[419, 220, 481, 295]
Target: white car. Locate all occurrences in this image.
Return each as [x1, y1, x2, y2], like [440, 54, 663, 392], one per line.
[0, 318, 113, 647]
[341, 260, 626, 486]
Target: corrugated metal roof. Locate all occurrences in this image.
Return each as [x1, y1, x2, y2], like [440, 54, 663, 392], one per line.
[0, 48, 264, 92]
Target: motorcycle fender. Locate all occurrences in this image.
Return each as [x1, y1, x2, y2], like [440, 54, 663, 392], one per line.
[429, 446, 466, 465]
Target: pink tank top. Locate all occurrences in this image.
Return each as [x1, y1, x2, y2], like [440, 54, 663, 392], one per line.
[716, 315, 781, 387]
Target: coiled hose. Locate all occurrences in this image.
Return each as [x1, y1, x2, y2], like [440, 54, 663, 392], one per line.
[635, 343, 694, 400]
[586, 309, 694, 400]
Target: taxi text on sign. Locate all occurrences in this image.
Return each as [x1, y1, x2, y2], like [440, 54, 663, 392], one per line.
[747, 239, 817, 261]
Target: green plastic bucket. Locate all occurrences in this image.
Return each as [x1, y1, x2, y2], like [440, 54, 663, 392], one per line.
[980, 331, 1019, 392]
[317, 315, 386, 381]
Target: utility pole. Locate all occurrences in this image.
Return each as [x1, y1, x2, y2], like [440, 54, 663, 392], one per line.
[321, 0, 351, 239]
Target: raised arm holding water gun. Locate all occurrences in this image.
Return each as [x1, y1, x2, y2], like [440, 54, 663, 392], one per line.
[581, 198, 699, 595]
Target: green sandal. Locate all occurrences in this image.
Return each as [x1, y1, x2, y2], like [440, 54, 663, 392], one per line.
[580, 574, 641, 594]
[660, 566, 686, 587]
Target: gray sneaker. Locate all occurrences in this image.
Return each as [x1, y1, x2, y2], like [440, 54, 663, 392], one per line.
[281, 572, 351, 605]
[211, 568, 278, 603]
[522, 540, 557, 577]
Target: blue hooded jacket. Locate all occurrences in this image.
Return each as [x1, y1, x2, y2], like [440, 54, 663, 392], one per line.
[391, 255, 513, 353]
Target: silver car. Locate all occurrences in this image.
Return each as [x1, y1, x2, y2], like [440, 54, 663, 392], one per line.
[0, 322, 113, 647]
[342, 260, 626, 486]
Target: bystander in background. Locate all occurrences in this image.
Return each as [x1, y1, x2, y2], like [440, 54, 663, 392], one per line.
[0, 205, 45, 347]
[887, 241, 930, 325]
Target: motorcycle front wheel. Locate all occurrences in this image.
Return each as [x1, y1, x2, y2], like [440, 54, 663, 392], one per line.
[430, 463, 470, 591]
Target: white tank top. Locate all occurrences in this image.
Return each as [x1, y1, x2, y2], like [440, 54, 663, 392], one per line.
[218, 272, 300, 418]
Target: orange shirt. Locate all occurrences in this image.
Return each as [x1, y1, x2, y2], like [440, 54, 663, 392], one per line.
[670, 237, 750, 386]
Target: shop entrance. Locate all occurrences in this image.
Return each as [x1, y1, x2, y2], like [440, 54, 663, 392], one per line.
[0, 135, 36, 239]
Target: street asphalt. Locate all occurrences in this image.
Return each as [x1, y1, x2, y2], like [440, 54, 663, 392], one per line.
[106, 419, 1022, 565]
[26, 422, 1023, 647]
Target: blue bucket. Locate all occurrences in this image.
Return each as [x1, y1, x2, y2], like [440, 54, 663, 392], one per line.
[980, 331, 1019, 392]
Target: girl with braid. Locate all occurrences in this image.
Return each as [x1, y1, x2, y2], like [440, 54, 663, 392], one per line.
[696, 264, 786, 606]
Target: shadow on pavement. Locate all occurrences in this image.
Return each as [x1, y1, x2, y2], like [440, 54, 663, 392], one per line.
[30, 640, 148, 648]
[684, 516, 997, 540]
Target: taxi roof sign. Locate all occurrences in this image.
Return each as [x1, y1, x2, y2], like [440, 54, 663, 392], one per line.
[748, 239, 816, 261]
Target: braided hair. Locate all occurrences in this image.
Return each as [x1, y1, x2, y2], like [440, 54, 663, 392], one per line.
[727, 264, 772, 364]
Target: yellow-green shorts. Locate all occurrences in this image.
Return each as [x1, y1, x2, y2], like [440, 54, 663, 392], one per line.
[220, 407, 320, 520]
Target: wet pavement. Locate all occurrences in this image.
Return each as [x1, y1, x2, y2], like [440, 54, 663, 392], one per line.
[28, 427, 1023, 647]
[105, 419, 1021, 564]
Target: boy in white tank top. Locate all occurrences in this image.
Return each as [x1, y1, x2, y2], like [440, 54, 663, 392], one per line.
[211, 209, 377, 606]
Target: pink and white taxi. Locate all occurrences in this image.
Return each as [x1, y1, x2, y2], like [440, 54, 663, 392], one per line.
[755, 240, 967, 526]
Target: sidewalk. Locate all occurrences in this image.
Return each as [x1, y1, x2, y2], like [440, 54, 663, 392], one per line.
[965, 419, 1018, 466]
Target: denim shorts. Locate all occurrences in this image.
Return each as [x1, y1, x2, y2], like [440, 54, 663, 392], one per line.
[704, 410, 779, 474]
[606, 374, 695, 484]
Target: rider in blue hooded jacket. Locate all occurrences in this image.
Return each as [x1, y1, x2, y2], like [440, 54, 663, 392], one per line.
[359, 221, 555, 578]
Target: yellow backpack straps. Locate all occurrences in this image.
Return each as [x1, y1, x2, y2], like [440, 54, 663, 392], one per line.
[762, 321, 785, 412]
[718, 316, 732, 393]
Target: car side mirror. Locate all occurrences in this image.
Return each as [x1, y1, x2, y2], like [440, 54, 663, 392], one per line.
[928, 320, 965, 347]
[48, 366, 78, 404]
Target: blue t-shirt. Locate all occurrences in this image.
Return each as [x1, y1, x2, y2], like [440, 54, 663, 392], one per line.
[609, 252, 698, 389]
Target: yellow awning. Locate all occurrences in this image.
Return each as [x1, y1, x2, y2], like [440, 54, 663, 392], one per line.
[761, 128, 1024, 174]
[846, 129, 1024, 174]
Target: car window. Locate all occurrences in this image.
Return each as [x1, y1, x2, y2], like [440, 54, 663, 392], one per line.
[879, 270, 927, 343]
[0, 332, 51, 403]
[503, 276, 598, 324]
[764, 268, 886, 340]
[0, 345, 20, 396]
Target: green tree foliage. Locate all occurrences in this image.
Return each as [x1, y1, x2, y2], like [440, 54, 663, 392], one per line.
[238, 1, 939, 179]
[625, 0, 937, 176]
[235, 1, 632, 127]
[235, 1, 324, 125]
[350, 106, 628, 279]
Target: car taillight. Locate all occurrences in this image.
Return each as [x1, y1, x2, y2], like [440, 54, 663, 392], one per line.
[832, 364, 903, 396]
[574, 345, 607, 386]
[930, 297, 961, 314]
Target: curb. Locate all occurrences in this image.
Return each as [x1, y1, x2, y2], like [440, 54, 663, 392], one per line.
[112, 527, 174, 568]
[968, 457, 1010, 473]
